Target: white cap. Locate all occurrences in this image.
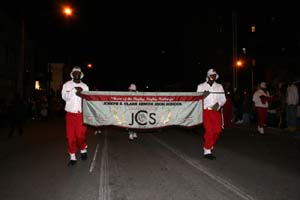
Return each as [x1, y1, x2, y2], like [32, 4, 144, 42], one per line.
[206, 68, 219, 80]
[260, 82, 267, 89]
[70, 66, 84, 79]
[128, 83, 137, 91]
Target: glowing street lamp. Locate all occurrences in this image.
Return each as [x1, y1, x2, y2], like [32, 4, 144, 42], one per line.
[87, 63, 93, 69]
[233, 59, 244, 92]
[62, 6, 73, 17]
[236, 60, 243, 68]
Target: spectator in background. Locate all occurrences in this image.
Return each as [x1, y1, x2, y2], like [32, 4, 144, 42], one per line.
[234, 90, 243, 124]
[40, 96, 49, 121]
[0, 98, 7, 127]
[278, 82, 288, 129]
[222, 89, 233, 129]
[241, 90, 252, 125]
[286, 80, 299, 131]
[8, 93, 27, 138]
[30, 98, 38, 120]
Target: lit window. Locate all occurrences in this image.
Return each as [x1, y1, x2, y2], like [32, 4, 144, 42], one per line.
[251, 26, 256, 33]
[35, 81, 41, 90]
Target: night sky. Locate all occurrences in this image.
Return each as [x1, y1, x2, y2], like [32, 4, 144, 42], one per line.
[3, 1, 187, 90]
[2, 2, 300, 91]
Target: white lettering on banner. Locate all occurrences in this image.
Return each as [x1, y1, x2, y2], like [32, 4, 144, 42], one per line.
[81, 91, 203, 129]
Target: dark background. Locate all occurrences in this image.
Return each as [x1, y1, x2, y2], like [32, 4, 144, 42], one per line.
[2, 2, 300, 91]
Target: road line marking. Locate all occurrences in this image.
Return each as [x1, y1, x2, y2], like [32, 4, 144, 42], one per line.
[151, 135, 257, 200]
[89, 143, 99, 173]
[98, 131, 110, 200]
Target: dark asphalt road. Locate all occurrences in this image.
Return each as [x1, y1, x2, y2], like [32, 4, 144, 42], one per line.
[0, 117, 300, 200]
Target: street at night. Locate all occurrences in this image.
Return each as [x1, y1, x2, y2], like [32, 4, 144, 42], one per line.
[1, 3, 300, 200]
[1, 117, 300, 200]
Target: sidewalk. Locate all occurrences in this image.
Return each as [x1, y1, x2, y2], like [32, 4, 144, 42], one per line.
[0, 125, 26, 159]
[232, 123, 300, 140]
[0, 118, 56, 159]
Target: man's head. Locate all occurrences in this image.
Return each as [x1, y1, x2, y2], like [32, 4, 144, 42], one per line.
[259, 82, 267, 89]
[70, 66, 84, 80]
[128, 83, 137, 91]
[206, 68, 219, 81]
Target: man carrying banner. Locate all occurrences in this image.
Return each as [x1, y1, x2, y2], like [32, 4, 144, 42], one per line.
[197, 68, 226, 160]
[61, 66, 89, 166]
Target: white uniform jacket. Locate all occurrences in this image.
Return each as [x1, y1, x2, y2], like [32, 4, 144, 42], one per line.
[252, 89, 269, 108]
[197, 81, 226, 110]
[61, 80, 89, 113]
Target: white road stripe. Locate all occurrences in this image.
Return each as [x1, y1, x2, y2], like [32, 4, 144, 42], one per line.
[98, 131, 110, 200]
[89, 144, 99, 173]
[151, 135, 257, 200]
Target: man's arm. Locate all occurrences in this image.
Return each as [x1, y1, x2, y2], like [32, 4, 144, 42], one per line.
[61, 84, 72, 101]
[202, 90, 210, 98]
[197, 84, 210, 99]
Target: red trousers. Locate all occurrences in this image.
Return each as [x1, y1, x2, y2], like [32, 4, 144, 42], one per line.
[203, 110, 222, 149]
[66, 112, 87, 154]
[255, 107, 267, 128]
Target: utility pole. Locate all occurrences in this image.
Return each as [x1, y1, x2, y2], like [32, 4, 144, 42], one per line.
[232, 11, 238, 93]
[17, 18, 25, 98]
[251, 58, 256, 92]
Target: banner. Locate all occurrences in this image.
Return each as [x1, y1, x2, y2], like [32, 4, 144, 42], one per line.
[81, 91, 203, 129]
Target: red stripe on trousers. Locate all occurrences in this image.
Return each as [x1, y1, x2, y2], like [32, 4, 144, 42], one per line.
[203, 109, 222, 149]
[66, 112, 87, 154]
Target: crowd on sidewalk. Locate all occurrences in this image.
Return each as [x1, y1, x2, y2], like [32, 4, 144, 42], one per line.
[0, 89, 66, 137]
[221, 80, 300, 134]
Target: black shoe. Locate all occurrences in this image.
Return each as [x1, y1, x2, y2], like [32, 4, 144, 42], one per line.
[204, 154, 216, 160]
[68, 160, 77, 166]
[81, 153, 87, 161]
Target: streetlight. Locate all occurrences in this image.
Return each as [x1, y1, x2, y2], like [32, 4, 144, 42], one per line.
[233, 59, 244, 92]
[87, 63, 93, 69]
[59, 4, 75, 80]
[62, 5, 73, 17]
[236, 60, 243, 68]
[17, 18, 25, 98]
[251, 59, 256, 91]
[232, 10, 238, 93]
